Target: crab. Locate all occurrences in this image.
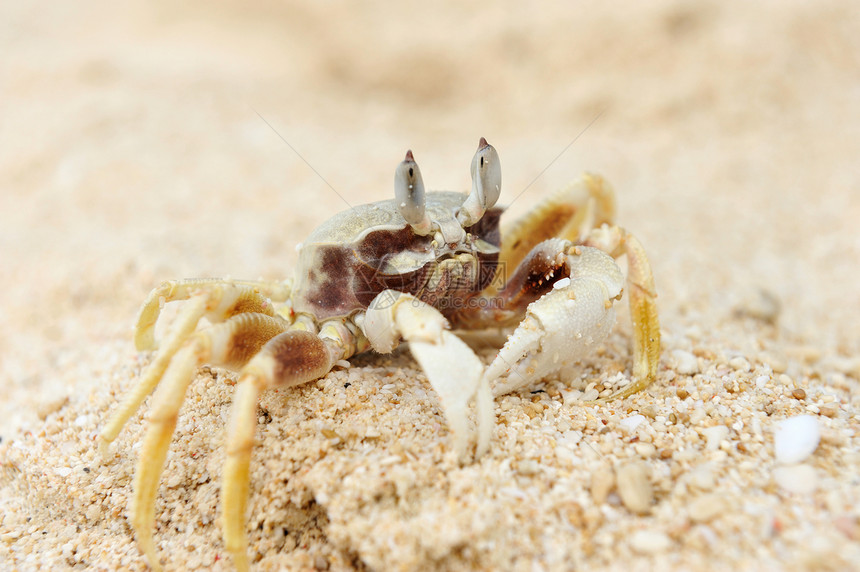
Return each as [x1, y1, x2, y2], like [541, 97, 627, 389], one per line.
[98, 138, 660, 571]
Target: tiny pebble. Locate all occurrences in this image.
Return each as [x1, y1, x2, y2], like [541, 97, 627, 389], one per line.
[774, 415, 820, 464]
[688, 463, 716, 491]
[703, 425, 729, 451]
[773, 464, 818, 494]
[818, 403, 838, 418]
[591, 466, 615, 504]
[36, 396, 69, 420]
[619, 414, 646, 433]
[634, 443, 657, 458]
[630, 529, 672, 554]
[86, 504, 101, 521]
[792, 388, 806, 400]
[56, 467, 72, 478]
[690, 407, 707, 425]
[1, 530, 22, 542]
[737, 288, 781, 322]
[688, 493, 724, 523]
[672, 350, 699, 375]
[640, 405, 659, 419]
[616, 461, 653, 514]
[834, 516, 860, 541]
[582, 388, 599, 401]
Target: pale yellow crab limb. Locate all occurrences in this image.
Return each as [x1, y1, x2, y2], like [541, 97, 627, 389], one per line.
[99, 294, 208, 454]
[362, 291, 491, 457]
[485, 246, 624, 397]
[597, 231, 660, 400]
[222, 375, 259, 572]
[130, 313, 290, 571]
[135, 278, 292, 351]
[499, 174, 617, 272]
[132, 341, 200, 572]
[222, 330, 341, 572]
[102, 283, 279, 452]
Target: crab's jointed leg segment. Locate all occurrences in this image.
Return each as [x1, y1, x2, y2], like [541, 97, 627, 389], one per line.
[498, 173, 616, 273]
[99, 294, 209, 454]
[362, 291, 492, 458]
[131, 312, 290, 571]
[134, 278, 292, 351]
[583, 227, 660, 399]
[222, 329, 343, 572]
[100, 281, 288, 453]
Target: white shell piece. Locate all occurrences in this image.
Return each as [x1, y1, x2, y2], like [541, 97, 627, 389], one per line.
[774, 415, 820, 464]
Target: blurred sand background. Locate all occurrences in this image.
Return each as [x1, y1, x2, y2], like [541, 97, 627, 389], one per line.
[1, 0, 859, 570]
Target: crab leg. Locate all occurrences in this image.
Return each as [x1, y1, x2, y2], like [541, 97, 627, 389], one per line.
[497, 174, 616, 272]
[362, 291, 492, 458]
[100, 294, 208, 455]
[130, 313, 290, 571]
[100, 283, 286, 452]
[222, 329, 343, 572]
[135, 278, 292, 351]
[484, 245, 624, 397]
[582, 227, 660, 399]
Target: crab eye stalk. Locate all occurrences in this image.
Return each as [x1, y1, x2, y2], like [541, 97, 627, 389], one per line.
[395, 150, 432, 235]
[458, 137, 501, 226]
[472, 137, 502, 209]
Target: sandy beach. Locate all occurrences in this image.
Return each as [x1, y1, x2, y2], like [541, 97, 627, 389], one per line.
[1, 1, 859, 570]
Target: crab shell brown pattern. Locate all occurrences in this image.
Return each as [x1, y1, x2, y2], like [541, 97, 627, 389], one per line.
[293, 192, 503, 323]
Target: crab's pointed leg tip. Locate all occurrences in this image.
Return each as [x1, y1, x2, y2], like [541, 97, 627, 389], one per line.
[232, 552, 250, 572]
[478, 137, 489, 149]
[405, 149, 414, 161]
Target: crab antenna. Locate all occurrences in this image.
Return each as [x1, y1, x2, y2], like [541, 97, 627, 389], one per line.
[457, 137, 501, 226]
[395, 150, 432, 235]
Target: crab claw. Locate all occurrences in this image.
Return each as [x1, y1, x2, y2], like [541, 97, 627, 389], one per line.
[363, 291, 493, 458]
[484, 245, 624, 396]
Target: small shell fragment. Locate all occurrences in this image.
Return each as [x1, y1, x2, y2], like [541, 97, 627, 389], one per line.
[774, 415, 820, 464]
[616, 461, 653, 514]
